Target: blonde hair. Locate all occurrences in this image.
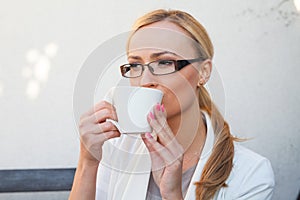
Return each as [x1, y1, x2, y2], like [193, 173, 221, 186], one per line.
[128, 9, 236, 200]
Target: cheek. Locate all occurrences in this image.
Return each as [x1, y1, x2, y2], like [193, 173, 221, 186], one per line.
[184, 66, 199, 88]
[129, 78, 140, 86]
[161, 72, 198, 115]
[128, 67, 199, 116]
[161, 88, 179, 115]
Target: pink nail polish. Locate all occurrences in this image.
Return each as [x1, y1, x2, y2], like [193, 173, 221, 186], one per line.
[156, 103, 160, 111]
[161, 104, 165, 112]
[149, 112, 154, 120]
[145, 132, 152, 139]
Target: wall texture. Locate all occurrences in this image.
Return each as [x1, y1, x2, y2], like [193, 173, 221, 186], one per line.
[0, 0, 299, 199]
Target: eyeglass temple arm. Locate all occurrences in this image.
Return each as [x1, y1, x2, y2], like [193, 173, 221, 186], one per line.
[177, 57, 205, 70]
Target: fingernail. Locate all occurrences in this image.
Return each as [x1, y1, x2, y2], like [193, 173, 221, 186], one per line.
[156, 103, 160, 111]
[149, 112, 154, 120]
[145, 132, 152, 139]
[161, 104, 165, 112]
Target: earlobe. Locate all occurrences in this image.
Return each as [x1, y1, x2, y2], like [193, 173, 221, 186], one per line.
[198, 59, 212, 86]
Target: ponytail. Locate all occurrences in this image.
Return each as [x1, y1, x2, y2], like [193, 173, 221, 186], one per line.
[194, 85, 236, 200]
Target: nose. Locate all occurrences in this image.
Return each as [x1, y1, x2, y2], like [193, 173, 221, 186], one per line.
[139, 66, 158, 88]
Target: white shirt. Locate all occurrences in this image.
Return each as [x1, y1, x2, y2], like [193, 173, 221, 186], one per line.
[96, 112, 275, 199]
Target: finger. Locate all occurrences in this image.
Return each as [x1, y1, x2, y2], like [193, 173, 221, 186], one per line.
[91, 108, 118, 123]
[83, 130, 120, 146]
[82, 130, 120, 161]
[153, 103, 168, 126]
[80, 121, 119, 139]
[144, 132, 177, 166]
[142, 134, 168, 172]
[92, 121, 119, 134]
[84, 101, 116, 117]
[142, 134, 164, 179]
[147, 108, 173, 146]
[153, 104, 183, 154]
[147, 111, 184, 159]
[153, 104, 172, 136]
[142, 134, 160, 153]
[99, 130, 121, 141]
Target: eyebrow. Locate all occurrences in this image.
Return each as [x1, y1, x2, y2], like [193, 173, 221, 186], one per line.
[150, 51, 178, 59]
[127, 51, 179, 60]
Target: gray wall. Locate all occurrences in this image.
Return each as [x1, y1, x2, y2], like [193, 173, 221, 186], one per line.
[0, 0, 299, 199]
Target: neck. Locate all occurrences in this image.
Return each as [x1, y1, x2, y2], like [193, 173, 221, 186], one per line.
[167, 99, 207, 171]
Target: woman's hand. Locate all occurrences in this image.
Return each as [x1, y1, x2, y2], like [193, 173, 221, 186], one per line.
[142, 104, 184, 200]
[79, 101, 120, 164]
[69, 101, 120, 200]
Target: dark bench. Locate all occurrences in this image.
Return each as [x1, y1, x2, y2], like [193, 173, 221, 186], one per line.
[0, 168, 75, 192]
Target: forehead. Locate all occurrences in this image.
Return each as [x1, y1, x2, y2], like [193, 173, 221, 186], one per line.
[128, 21, 198, 58]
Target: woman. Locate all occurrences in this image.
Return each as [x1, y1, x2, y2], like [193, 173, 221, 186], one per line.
[69, 9, 275, 200]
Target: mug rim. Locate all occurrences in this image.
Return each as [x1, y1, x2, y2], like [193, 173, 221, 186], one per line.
[112, 86, 163, 95]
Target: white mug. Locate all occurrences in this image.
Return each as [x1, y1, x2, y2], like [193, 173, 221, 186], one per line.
[105, 86, 164, 134]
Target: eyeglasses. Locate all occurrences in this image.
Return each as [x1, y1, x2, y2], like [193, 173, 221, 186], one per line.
[120, 57, 204, 78]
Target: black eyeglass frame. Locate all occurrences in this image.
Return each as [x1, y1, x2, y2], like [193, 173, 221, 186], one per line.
[120, 57, 205, 78]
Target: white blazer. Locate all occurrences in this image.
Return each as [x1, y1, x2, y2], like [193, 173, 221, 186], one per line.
[96, 112, 275, 200]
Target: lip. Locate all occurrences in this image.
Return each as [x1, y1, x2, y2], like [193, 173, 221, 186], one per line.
[138, 86, 164, 93]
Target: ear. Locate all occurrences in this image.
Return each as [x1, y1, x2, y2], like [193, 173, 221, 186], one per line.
[198, 59, 212, 85]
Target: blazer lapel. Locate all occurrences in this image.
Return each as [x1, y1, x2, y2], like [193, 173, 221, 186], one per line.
[184, 111, 215, 200]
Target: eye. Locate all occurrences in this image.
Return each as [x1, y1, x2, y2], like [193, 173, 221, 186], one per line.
[157, 60, 174, 66]
[129, 63, 140, 67]
[128, 63, 142, 71]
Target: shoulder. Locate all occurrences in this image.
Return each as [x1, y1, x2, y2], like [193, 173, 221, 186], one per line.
[233, 143, 272, 168]
[216, 143, 275, 199]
